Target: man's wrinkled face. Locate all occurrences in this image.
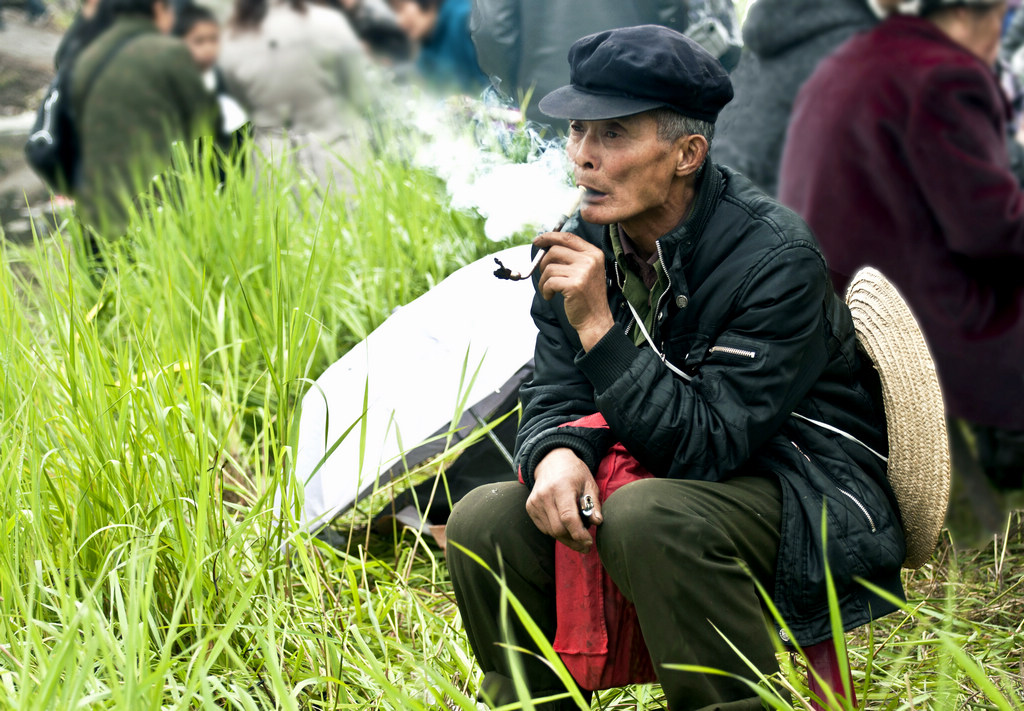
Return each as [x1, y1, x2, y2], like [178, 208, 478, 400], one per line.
[567, 113, 682, 233]
[184, 20, 220, 71]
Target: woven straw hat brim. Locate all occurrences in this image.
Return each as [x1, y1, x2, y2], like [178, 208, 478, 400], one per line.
[845, 268, 951, 569]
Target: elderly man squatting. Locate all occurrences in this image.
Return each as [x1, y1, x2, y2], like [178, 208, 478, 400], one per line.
[447, 25, 906, 711]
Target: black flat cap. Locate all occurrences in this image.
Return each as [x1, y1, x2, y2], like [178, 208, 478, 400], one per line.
[538, 25, 733, 123]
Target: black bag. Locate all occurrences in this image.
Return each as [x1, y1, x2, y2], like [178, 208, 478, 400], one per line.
[24, 32, 144, 193]
[24, 71, 77, 192]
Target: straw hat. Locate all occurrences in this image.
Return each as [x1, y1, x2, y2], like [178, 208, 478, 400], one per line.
[845, 268, 950, 569]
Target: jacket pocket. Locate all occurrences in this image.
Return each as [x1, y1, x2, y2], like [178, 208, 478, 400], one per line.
[790, 440, 877, 535]
[708, 344, 757, 359]
[835, 487, 877, 533]
[704, 334, 764, 367]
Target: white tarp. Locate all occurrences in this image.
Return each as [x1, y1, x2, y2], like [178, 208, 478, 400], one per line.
[285, 245, 539, 531]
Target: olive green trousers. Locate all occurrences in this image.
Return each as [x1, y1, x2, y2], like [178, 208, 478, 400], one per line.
[446, 476, 784, 711]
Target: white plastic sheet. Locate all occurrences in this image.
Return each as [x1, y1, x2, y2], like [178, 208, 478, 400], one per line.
[285, 245, 539, 531]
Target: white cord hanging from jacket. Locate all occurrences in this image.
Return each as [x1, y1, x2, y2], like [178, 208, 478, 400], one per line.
[625, 300, 692, 381]
[624, 299, 887, 464]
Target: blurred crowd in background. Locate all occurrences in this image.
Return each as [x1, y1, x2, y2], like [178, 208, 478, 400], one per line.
[20, 0, 746, 236]
[8, 0, 1024, 532]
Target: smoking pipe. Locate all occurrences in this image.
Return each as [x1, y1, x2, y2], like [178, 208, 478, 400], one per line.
[493, 186, 586, 281]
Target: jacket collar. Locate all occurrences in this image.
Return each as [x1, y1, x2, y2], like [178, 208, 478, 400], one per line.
[600, 162, 726, 282]
[654, 163, 726, 273]
[881, 14, 996, 73]
[876, 15, 1008, 119]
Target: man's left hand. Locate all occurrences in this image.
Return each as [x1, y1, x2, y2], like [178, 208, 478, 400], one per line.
[535, 231, 615, 352]
[527, 447, 603, 553]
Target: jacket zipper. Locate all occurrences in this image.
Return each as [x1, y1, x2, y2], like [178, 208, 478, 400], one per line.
[836, 488, 877, 533]
[792, 440, 810, 462]
[613, 261, 636, 337]
[790, 441, 877, 533]
[654, 240, 674, 342]
[708, 345, 757, 359]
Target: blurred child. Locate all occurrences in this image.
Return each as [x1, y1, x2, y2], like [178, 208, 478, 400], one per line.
[388, 0, 486, 93]
[174, 3, 248, 147]
[175, 3, 220, 76]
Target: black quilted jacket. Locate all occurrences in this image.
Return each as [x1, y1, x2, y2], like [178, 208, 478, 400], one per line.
[514, 164, 906, 646]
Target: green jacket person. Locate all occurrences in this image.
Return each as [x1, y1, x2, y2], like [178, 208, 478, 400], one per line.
[71, 0, 218, 239]
[446, 25, 905, 710]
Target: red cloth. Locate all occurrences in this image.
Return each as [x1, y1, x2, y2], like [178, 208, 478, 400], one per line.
[779, 14, 1024, 430]
[548, 414, 658, 691]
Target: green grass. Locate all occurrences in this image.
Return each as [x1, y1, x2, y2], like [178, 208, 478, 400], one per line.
[0, 134, 1022, 710]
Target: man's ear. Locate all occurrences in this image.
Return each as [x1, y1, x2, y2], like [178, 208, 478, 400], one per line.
[675, 134, 710, 177]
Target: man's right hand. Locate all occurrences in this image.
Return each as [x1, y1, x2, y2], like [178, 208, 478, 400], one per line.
[526, 447, 603, 553]
[534, 231, 615, 353]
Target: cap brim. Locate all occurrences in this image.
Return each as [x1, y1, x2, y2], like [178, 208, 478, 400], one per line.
[538, 85, 664, 120]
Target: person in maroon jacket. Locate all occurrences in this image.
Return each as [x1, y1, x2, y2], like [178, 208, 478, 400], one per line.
[778, 0, 1024, 506]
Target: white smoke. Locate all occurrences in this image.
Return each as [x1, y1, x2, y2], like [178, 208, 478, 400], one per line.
[398, 93, 579, 242]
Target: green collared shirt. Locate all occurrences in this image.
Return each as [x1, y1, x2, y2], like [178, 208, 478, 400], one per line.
[610, 223, 673, 347]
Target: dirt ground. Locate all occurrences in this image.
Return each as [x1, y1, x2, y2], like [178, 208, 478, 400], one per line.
[0, 12, 64, 243]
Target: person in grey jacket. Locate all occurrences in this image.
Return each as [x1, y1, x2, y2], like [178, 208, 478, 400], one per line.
[469, 0, 739, 124]
[713, 0, 881, 196]
[220, 0, 375, 192]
